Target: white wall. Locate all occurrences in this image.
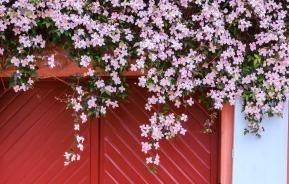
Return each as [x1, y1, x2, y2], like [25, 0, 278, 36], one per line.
[233, 100, 288, 184]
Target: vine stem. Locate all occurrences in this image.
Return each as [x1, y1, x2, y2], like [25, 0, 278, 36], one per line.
[51, 75, 72, 87]
[0, 77, 7, 91]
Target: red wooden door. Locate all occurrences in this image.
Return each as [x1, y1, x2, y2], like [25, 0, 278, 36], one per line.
[0, 81, 95, 184]
[0, 80, 218, 184]
[101, 83, 218, 184]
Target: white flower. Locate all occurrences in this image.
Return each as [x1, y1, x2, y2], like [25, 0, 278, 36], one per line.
[180, 114, 188, 121]
[151, 127, 163, 141]
[100, 106, 107, 115]
[180, 128, 187, 135]
[85, 68, 94, 76]
[77, 143, 84, 151]
[13, 85, 20, 92]
[95, 80, 105, 88]
[186, 98, 194, 106]
[0, 48, 4, 55]
[74, 123, 80, 131]
[153, 142, 160, 149]
[11, 57, 20, 67]
[71, 154, 76, 161]
[76, 86, 84, 95]
[87, 97, 97, 108]
[76, 135, 84, 143]
[64, 152, 71, 160]
[153, 154, 160, 165]
[141, 142, 152, 154]
[27, 78, 34, 85]
[73, 102, 82, 112]
[80, 112, 87, 123]
[80, 55, 91, 67]
[106, 99, 119, 108]
[47, 55, 56, 68]
[145, 157, 153, 164]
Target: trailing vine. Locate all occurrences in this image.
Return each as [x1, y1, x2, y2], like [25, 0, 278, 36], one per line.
[1, 0, 289, 170]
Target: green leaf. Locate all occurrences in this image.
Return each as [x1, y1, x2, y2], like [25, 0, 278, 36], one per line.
[148, 166, 157, 173]
[162, 104, 170, 113]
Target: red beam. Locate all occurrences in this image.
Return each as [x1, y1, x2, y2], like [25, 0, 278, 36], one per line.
[0, 45, 143, 78]
[220, 103, 234, 184]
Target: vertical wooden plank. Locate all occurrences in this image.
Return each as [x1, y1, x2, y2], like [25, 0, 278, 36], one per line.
[220, 104, 234, 184]
[90, 118, 99, 184]
[99, 115, 106, 184]
[210, 113, 220, 184]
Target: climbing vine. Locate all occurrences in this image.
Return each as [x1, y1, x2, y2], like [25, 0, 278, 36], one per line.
[1, 0, 289, 170]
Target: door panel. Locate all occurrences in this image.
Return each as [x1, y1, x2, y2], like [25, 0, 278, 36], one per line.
[101, 82, 218, 184]
[0, 81, 92, 184]
[0, 80, 218, 184]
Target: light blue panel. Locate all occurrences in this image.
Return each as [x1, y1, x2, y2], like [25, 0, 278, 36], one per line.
[233, 99, 288, 184]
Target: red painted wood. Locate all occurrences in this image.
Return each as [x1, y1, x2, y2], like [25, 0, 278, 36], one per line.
[90, 118, 100, 184]
[101, 81, 219, 184]
[0, 79, 218, 183]
[0, 44, 143, 78]
[0, 81, 93, 184]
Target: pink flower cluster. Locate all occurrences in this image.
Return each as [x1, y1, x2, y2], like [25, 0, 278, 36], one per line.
[10, 55, 36, 92]
[1, 0, 289, 169]
[140, 113, 187, 167]
[192, 0, 289, 134]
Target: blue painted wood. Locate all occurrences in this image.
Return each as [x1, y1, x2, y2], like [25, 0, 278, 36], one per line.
[233, 99, 288, 184]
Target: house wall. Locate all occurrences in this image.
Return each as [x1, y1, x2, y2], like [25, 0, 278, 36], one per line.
[232, 100, 288, 184]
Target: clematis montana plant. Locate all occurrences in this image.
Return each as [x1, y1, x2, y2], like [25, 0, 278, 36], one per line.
[1, 0, 289, 170]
